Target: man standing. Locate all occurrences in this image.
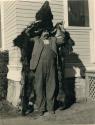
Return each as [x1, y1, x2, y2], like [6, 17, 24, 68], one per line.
[29, 24, 65, 116]
[13, 1, 67, 116]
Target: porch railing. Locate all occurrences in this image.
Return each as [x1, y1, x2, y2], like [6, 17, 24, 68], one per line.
[85, 70, 95, 101]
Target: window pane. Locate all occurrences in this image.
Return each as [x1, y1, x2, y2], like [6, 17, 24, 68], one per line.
[68, 0, 89, 27]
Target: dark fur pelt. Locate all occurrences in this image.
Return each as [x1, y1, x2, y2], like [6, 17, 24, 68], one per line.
[13, 31, 34, 112]
[36, 1, 53, 21]
[13, 1, 55, 104]
[12, 0, 75, 112]
[36, 1, 53, 31]
[13, 31, 34, 71]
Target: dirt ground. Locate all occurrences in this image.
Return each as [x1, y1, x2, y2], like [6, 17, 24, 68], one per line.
[0, 100, 95, 124]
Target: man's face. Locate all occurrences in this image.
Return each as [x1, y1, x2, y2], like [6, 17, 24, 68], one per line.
[42, 30, 49, 39]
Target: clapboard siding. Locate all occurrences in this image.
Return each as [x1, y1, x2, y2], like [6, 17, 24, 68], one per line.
[14, 0, 64, 67]
[66, 30, 90, 68]
[16, 0, 63, 33]
[3, 1, 18, 65]
[15, 0, 91, 74]
[3, 0, 91, 77]
[16, 11, 63, 19]
[16, 4, 63, 12]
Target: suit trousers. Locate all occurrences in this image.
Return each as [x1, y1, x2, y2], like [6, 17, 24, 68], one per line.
[34, 47, 56, 112]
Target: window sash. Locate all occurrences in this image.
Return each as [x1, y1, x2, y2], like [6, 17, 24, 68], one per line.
[63, 0, 90, 28]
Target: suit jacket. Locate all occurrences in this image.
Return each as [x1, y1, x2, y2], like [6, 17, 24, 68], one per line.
[30, 36, 64, 70]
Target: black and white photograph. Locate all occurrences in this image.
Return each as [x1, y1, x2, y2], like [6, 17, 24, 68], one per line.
[0, 0, 95, 124]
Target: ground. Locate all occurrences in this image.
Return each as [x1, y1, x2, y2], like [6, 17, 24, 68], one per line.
[0, 100, 95, 125]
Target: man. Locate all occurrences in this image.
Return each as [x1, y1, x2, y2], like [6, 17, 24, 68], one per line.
[29, 23, 65, 116]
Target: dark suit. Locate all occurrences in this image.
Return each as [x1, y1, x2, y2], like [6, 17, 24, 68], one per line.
[30, 35, 64, 112]
[30, 36, 58, 70]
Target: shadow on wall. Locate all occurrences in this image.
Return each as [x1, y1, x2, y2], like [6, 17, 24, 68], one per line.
[0, 50, 9, 100]
[64, 53, 86, 106]
[57, 35, 86, 109]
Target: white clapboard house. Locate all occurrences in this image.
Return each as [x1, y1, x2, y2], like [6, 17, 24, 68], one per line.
[0, 0, 95, 106]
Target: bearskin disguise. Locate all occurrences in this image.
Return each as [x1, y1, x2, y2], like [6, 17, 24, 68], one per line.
[13, 1, 74, 115]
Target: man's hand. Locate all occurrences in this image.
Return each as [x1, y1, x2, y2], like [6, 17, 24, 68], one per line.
[55, 21, 65, 32]
[55, 21, 65, 37]
[55, 21, 62, 28]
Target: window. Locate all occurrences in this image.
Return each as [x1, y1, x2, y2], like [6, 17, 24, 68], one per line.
[68, 0, 89, 27]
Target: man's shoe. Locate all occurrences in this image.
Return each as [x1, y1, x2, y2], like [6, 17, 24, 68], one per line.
[59, 104, 70, 110]
[30, 111, 44, 118]
[43, 111, 56, 120]
[21, 111, 26, 116]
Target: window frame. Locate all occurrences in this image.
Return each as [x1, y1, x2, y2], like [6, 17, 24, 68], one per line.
[63, 0, 95, 64]
[63, 0, 90, 29]
[88, 0, 95, 63]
